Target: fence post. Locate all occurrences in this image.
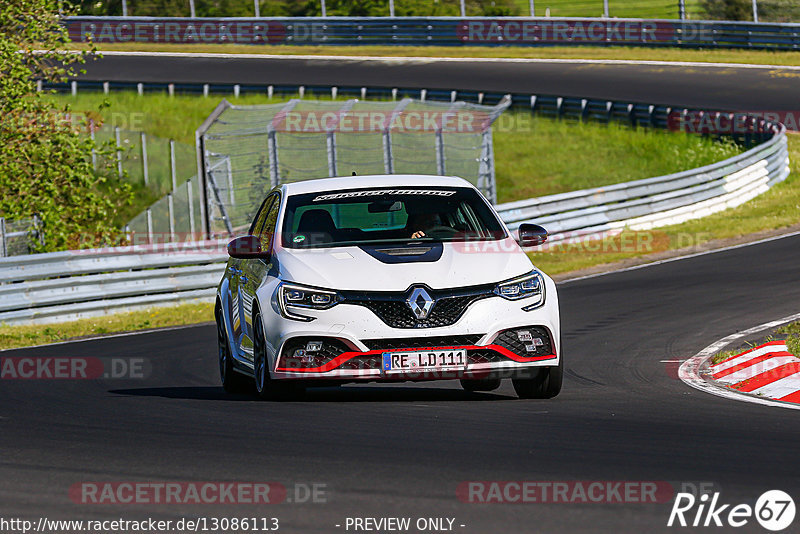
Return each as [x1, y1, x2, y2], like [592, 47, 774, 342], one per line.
[326, 132, 337, 177]
[435, 129, 445, 175]
[0, 217, 6, 258]
[187, 178, 196, 237]
[71, 80, 77, 96]
[168, 193, 176, 242]
[389, 0, 395, 17]
[189, 0, 196, 17]
[146, 208, 153, 244]
[170, 139, 178, 191]
[34, 214, 45, 247]
[460, 0, 466, 16]
[679, 0, 686, 19]
[114, 126, 123, 179]
[122, 0, 128, 16]
[752, 0, 758, 22]
[320, 0, 327, 17]
[529, 0, 535, 16]
[268, 130, 280, 188]
[254, 0, 260, 17]
[603, 0, 609, 17]
[383, 131, 393, 174]
[89, 120, 97, 171]
[140, 132, 149, 186]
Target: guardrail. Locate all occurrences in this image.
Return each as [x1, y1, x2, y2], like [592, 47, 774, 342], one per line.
[7, 81, 791, 325]
[65, 16, 800, 50]
[496, 123, 789, 243]
[0, 241, 226, 325]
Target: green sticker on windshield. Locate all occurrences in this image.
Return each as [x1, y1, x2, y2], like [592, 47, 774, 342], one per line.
[293, 235, 306, 243]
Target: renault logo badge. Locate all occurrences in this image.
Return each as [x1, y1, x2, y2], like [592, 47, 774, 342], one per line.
[407, 286, 435, 320]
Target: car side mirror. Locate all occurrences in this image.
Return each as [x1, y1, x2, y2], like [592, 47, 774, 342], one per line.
[227, 235, 270, 259]
[517, 223, 548, 247]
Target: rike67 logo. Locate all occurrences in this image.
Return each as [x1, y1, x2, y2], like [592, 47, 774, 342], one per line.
[668, 490, 795, 531]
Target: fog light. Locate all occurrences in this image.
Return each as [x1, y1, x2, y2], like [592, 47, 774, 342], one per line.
[517, 330, 533, 342]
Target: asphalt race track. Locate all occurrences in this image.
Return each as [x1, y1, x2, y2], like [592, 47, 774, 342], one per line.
[2, 234, 800, 533]
[77, 53, 800, 112]
[4, 53, 799, 533]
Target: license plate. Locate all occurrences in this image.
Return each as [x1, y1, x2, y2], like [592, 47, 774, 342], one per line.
[381, 349, 467, 374]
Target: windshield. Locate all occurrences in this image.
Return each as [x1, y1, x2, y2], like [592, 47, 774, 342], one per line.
[281, 186, 506, 249]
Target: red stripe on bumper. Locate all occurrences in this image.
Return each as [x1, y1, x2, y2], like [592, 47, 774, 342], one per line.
[276, 344, 556, 373]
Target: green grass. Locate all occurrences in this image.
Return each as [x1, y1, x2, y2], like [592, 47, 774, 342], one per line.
[529, 132, 800, 275]
[0, 302, 214, 351]
[777, 321, 800, 358]
[494, 117, 740, 200]
[75, 42, 800, 66]
[47, 91, 743, 208]
[710, 321, 800, 365]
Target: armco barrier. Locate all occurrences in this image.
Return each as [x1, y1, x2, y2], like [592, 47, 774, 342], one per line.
[7, 82, 791, 324]
[496, 124, 789, 243]
[65, 16, 800, 50]
[0, 241, 227, 325]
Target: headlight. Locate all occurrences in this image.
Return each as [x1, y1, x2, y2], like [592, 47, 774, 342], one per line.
[494, 271, 545, 310]
[277, 283, 340, 321]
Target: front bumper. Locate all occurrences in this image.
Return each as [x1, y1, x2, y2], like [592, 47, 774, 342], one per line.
[272, 325, 557, 381]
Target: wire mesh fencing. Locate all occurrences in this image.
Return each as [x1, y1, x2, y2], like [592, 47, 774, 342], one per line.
[0, 216, 45, 257]
[126, 175, 205, 244]
[92, 125, 195, 197]
[198, 97, 511, 237]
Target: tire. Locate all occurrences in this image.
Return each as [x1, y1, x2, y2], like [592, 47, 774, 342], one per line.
[460, 378, 502, 392]
[253, 309, 305, 401]
[216, 305, 252, 394]
[512, 357, 563, 399]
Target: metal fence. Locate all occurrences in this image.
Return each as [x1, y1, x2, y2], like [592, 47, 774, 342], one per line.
[0, 217, 45, 257]
[0, 241, 226, 325]
[498, 123, 789, 244]
[65, 16, 800, 49]
[89, 122, 195, 197]
[196, 96, 510, 236]
[0, 113, 787, 324]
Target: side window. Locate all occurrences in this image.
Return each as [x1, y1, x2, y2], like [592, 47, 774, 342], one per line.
[250, 195, 275, 236]
[258, 194, 281, 246]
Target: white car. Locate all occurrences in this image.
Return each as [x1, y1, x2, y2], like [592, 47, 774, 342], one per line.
[215, 174, 561, 399]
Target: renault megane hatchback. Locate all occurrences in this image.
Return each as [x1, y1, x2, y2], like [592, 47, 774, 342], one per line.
[215, 174, 561, 399]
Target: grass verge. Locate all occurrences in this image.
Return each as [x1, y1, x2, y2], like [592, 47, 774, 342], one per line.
[69, 43, 800, 67]
[529, 132, 800, 275]
[47, 91, 743, 207]
[710, 321, 800, 365]
[0, 302, 214, 351]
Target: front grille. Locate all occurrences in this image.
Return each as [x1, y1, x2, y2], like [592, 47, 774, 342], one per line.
[343, 285, 494, 329]
[493, 327, 553, 358]
[362, 334, 485, 351]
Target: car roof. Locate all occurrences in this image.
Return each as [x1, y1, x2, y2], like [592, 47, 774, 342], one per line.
[281, 174, 475, 196]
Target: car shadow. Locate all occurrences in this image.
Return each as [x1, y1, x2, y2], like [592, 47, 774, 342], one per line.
[109, 385, 516, 402]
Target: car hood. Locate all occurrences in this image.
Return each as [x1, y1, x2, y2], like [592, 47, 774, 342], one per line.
[275, 238, 534, 291]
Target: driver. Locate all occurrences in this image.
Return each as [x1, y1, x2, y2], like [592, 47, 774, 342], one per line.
[409, 212, 442, 239]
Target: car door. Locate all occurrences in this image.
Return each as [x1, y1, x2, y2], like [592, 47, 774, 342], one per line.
[239, 193, 280, 363]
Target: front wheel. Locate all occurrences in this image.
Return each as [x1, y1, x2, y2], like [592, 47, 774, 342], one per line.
[512, 357, 563, 399]
[253, 310, 304, 401]
[216, 306, 252, 394]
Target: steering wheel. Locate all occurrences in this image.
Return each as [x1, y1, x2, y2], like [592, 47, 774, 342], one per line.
[425, 225, 460, 238]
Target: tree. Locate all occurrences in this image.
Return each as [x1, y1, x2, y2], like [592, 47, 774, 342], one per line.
[0, 0, 131, 251]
